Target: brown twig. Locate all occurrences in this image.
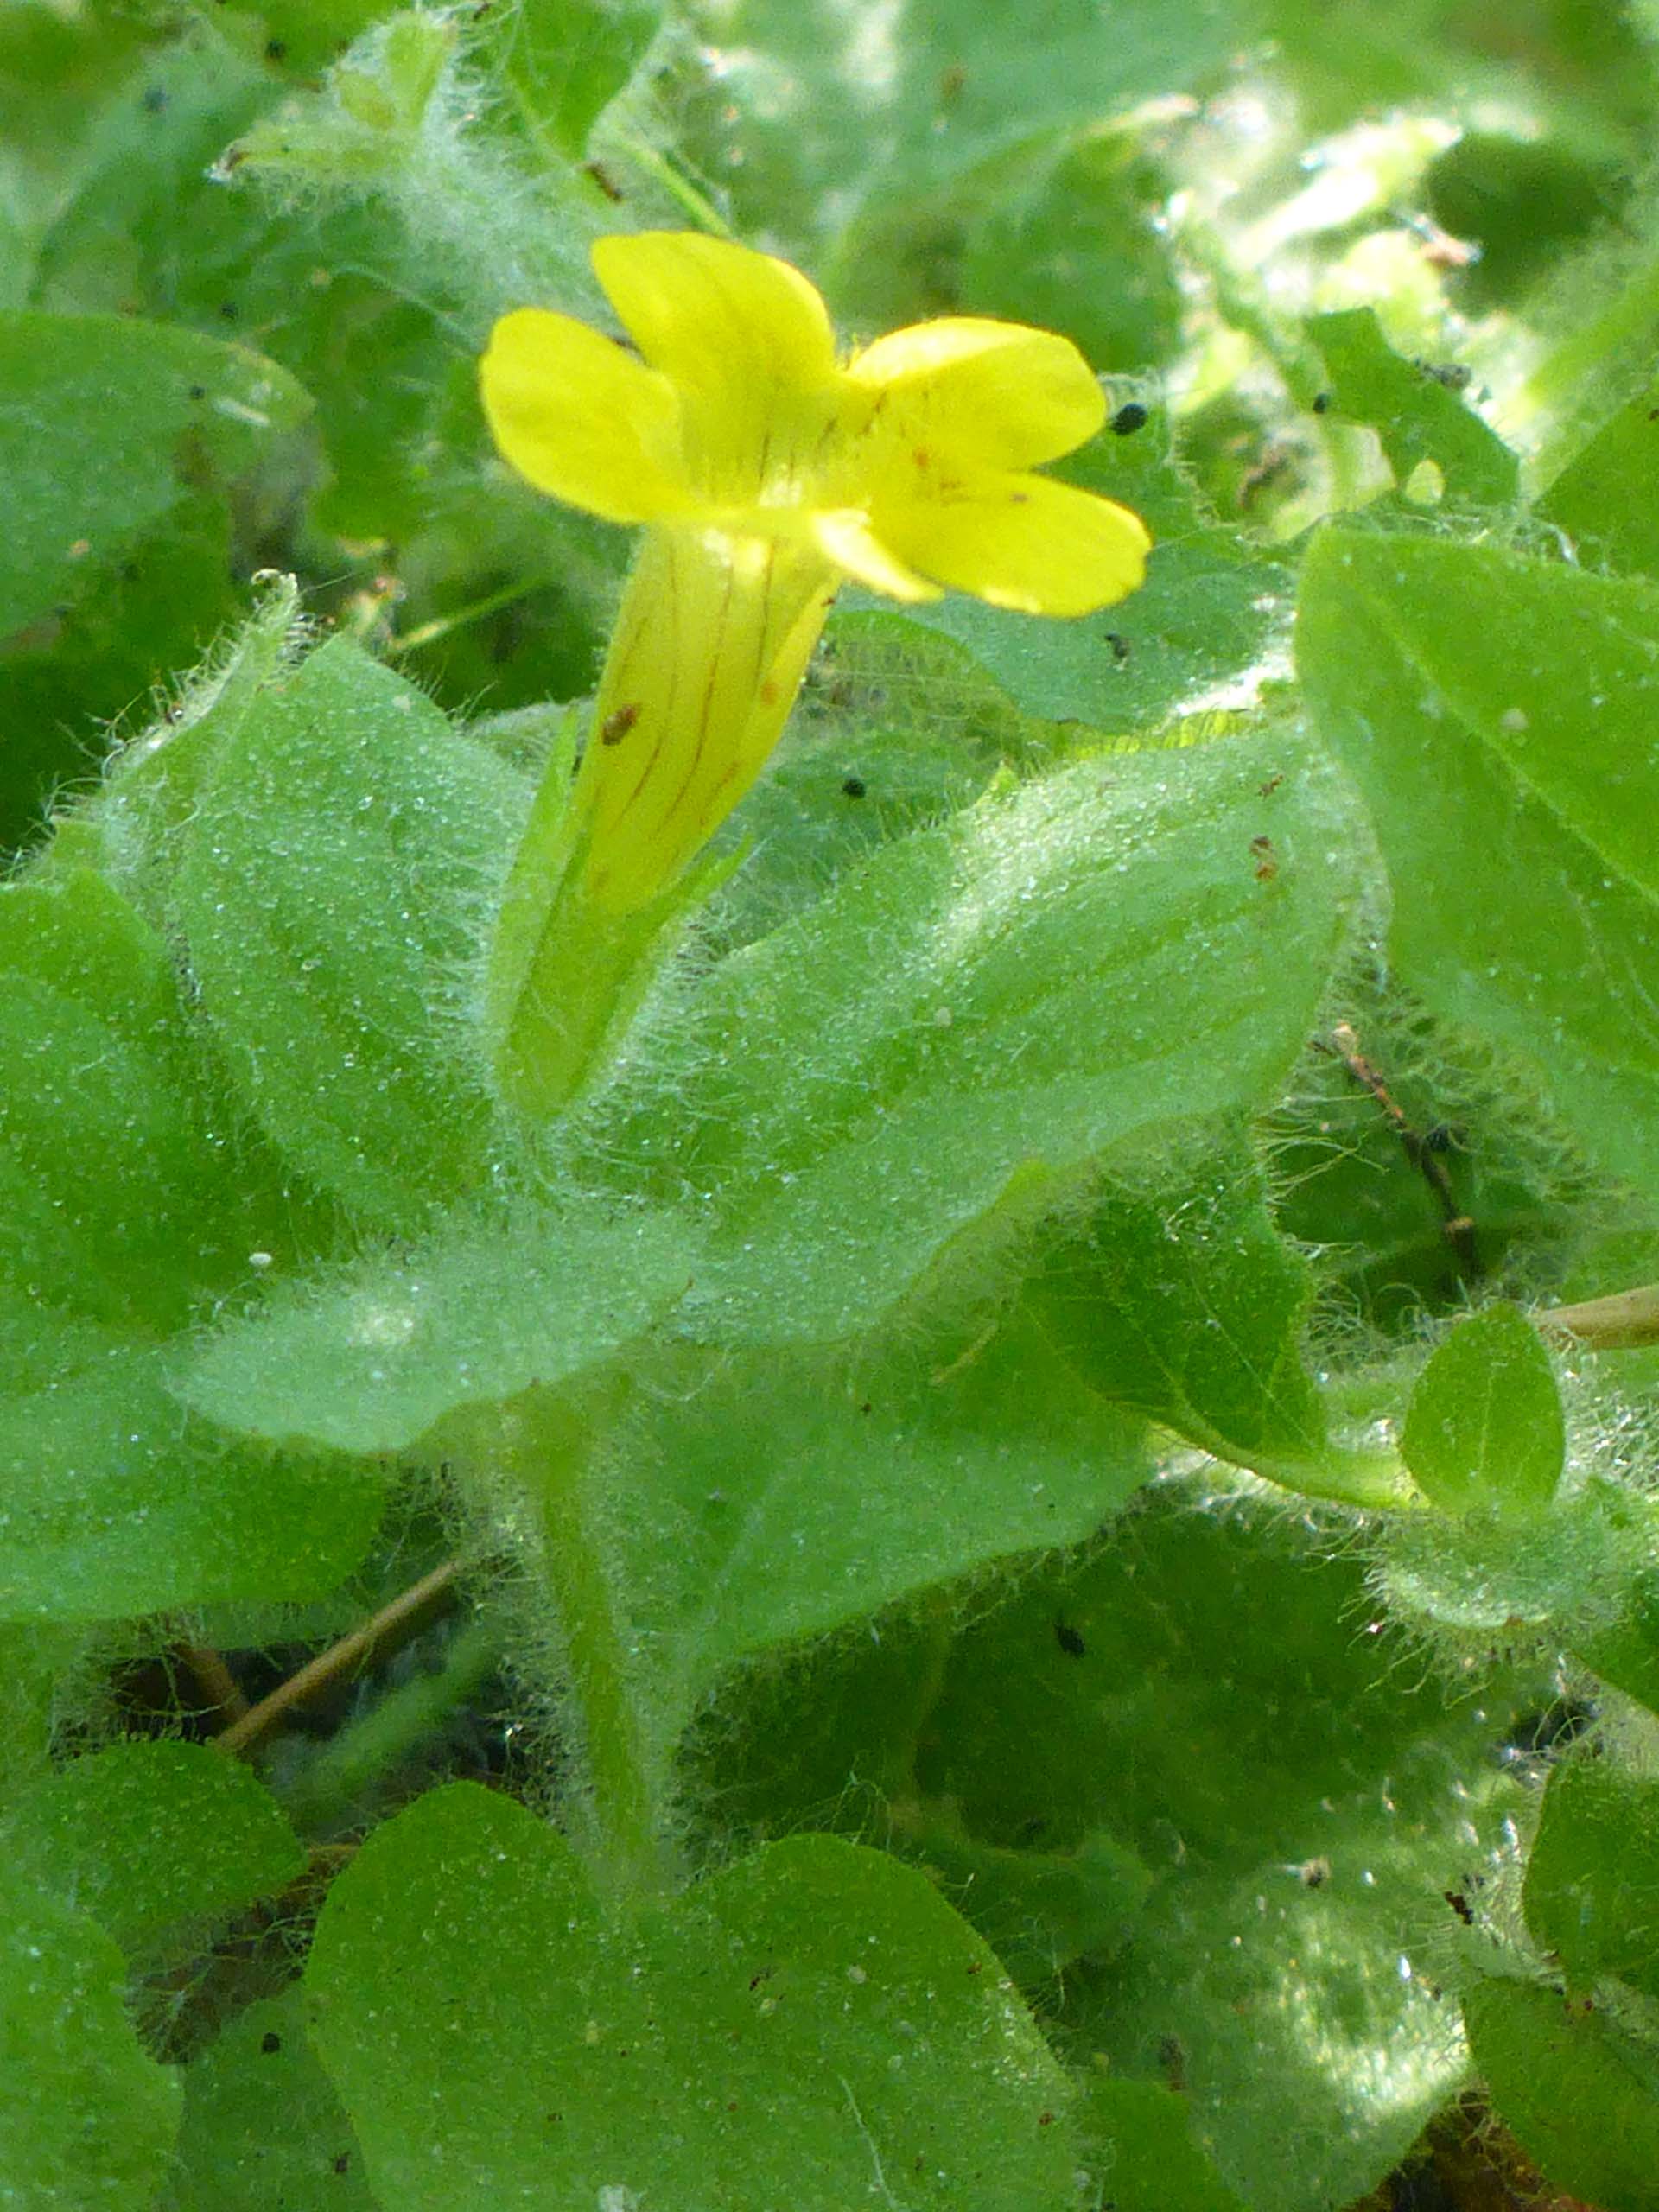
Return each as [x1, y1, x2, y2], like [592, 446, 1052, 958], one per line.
[1316, 1021, 1481, 1279]
[1536, 1282, 1659, 1351]
[175, 1643, 251, 1726]
[213, 1560, 464, 1760]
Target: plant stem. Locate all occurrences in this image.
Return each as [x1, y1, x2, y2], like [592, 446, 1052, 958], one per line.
[213, 1560, 462, 1758]
[504, 1392, 672, 1902]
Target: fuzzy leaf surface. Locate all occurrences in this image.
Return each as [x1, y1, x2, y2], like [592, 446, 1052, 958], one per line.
[1298, 529, 1659, 1194]
[170, 1992, 372, 2212]
[174, 638, 529, 1226]
[0, 1344, 384, 1622]
[1463, 1979, 1659, 2212]
[893, 408, 1293, 731]
[613, 729, 1360, 1345]
[307, 1781, 1084, 2210]
[1027, 1148, 1332, 1478]
[911, 1492, 1536, 2212]
[612, 1311, 1149, 1762]
[3, 1739, 304, 1960]
[0, 1868, 181, 2207]
[0, 310, 308, 641]
[174, 1201, 698, 1453]
[1523, 1756, 1659, 2001]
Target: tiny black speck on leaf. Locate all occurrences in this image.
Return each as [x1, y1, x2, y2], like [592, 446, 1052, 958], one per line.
[841, 775, 867, 798]
[1312, 391, 1332, 415]
[1106, 632, 1130, 664]
[1111, 401, 1148, 435]
[1055, 1621, 1086, 1657]
[260, 2031, 283, 2055]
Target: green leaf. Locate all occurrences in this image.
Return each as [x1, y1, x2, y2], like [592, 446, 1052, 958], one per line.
[0, 1344, 385, 1623]
[958, 131, 1184, 372]
[1524, 1756, 1659, 2002]
[1401, 1303, 1565, 1518]
[0, 866, 216, 1332]
[86, 572, 305, 898]
[3, 1739, 304, 1959]
[1079, 2076, 1247, 2212]
[1306, 308, 1518, 508]
[1573, 1569, 1659, 1713]
[307, 1781, 1084, 2209]
[170, 1991, 372, 2212]
[910, 1490, 1538, 2212]
[172, 1200, 698, 1454]
[0, 1867, 181, 2207]
[613, 730, 1360, 1344]
[1535, 372, 1659, 578]
[1027, 1149, 1341, 1488]
[1463, 1978, 1659, 2212]
[615, 1310, 1150, 1760]
[890, 407, 1293, 731]
[0, 309, 309, 644]
[1297, 528, 1659, 1196]
[174, 638, 529, 1226]
[491, 0, 659, 159]
[680, 0, 1263, 264]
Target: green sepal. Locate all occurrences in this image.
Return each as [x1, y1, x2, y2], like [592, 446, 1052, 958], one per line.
[483, 706, 739, 1116]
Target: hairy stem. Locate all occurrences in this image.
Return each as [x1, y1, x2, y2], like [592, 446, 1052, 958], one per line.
[499, 1391, 672, 1902]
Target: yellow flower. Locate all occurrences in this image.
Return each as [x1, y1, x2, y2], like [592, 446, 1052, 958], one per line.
[480, 231, 1149, 917]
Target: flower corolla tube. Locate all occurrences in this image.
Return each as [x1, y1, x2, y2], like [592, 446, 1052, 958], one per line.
[480, 231, 1150, 915]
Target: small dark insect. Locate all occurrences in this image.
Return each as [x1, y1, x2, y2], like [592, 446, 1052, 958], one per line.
[1311, 391, 1332, 415]
[1259, 772, 1283, 798]
[841, 775, 867, 798]
[1055, 1621, 1086, 1658]
[1443, 1889, 1474, 1925]
[1414, 358, 1472, 392]
[1111, 401, 1148, 435]
[142, 85, 168, 112]
[264, 37, 287, 60]
[583, 160, 625, 204]
[601, 702, 640, 746]
[1158, 2033, 1187, 2092]
[858, 1400, 873, 1415]
[260, 2031, 283, 2055]
[1250, 833, 1278, 882]
[218, 300, 238, 321]
[333, 2153, 352, 2175]
[1106, 632, 1130, 664]
[1298, 1856, 1332, 1889]
[188, 385, 206, 402]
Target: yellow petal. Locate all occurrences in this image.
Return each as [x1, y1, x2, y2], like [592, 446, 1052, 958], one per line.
[810, 510, 943, 601]
[480, 308, 690, 524]
[594, 232, 837, 397]
[848, 317, 1106, 468]
[874, 470, 1151, 617]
